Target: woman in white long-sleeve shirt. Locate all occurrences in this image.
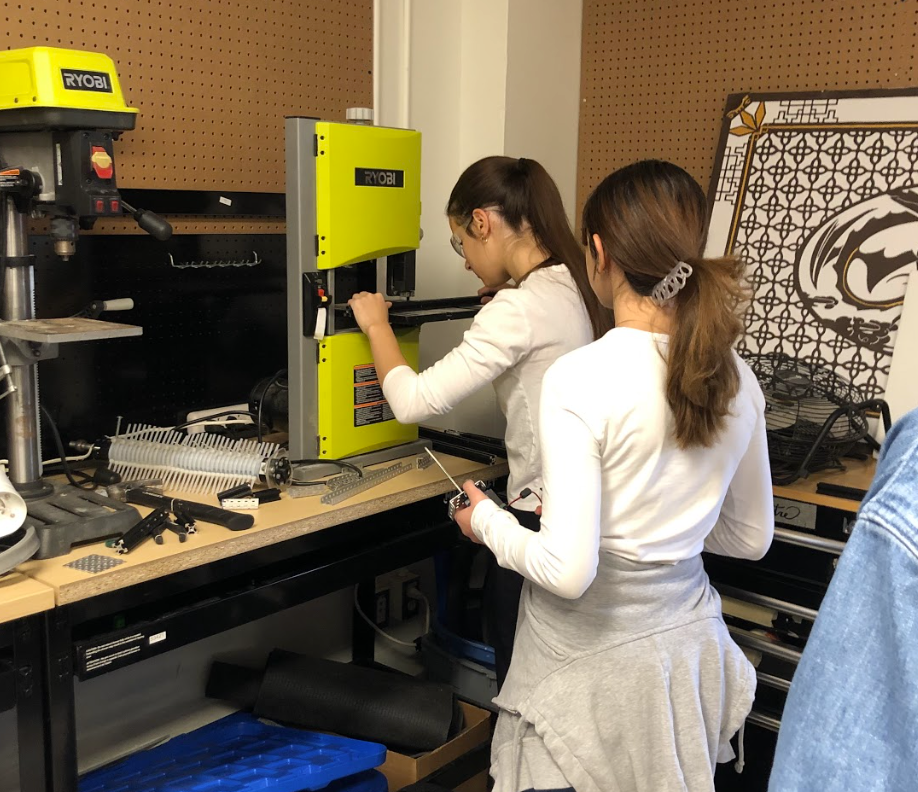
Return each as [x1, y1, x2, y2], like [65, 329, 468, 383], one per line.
[348, 156, 613, 689]
[455, 160, 775, 792]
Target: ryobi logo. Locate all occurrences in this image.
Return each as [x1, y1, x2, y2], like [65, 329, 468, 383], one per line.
[61, 69, 113, 93]
[355, 168, 404, 188]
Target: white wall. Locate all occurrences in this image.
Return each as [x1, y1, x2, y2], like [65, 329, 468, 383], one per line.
[505, 0, 584, 225]
[375, 0, 584, 437]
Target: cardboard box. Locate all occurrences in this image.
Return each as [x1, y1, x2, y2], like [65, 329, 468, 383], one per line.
[378, 701, 491, 792]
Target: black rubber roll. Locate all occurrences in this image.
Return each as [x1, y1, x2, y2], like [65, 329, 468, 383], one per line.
[252, 651, 463, 753]
[205, 661, 262, 709]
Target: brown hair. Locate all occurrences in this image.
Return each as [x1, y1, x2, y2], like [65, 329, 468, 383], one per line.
[581, 160, 749, 448]
[447, 156, 613, 339]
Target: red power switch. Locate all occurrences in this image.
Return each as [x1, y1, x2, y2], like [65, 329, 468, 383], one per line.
[94, 199, 105, 214]
[110, 199, 120, 214]
[90, 147, 114, 180]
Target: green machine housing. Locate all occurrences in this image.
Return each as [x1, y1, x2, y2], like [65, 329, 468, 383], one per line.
[286, 118, 422, 463]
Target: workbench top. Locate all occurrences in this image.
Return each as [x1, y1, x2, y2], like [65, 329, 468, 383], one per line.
[19, 453, 508, 605]
[772, 457, 876, 513]
[0, 572, 55, 624]
[10, 445, 878, 606]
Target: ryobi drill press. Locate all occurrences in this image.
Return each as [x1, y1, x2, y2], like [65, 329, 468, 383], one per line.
[0, 47, 172, 567]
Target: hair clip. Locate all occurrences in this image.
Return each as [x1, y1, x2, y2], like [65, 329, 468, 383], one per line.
[650, 261, 693, 306]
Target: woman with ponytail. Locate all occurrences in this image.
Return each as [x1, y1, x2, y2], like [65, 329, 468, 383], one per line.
[349, 156, 612, 689]
[454, 160, 774, 792]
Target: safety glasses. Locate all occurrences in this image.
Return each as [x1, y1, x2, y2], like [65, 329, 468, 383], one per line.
[450, 233, 465, 258]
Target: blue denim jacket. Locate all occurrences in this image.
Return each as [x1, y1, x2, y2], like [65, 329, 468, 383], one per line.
[769, 407, 918, 791]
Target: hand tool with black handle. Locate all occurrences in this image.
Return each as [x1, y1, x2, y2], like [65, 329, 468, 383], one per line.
[123, 489, 254, 532]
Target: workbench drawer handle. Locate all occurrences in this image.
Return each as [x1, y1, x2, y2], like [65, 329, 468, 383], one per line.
[774, 527, 846, 556]
[747, 710, 782, 732]
[728, 626, 802, 664]
[756, 671, 792, 693]
[717, 584, 819, 621]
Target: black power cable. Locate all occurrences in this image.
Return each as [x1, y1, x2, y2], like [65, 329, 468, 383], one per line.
[171, 409, 266, 434]
[287, 458, 364, 484]
[256, 369, 287, 443]
[39, 405, 94, 489]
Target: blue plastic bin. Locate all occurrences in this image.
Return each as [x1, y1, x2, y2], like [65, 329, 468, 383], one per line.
[79, 712, 388, 792]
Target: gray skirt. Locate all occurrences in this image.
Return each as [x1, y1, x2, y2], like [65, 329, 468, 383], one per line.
[491, 552, 755, 792]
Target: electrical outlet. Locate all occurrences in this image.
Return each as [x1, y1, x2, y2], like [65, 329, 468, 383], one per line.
[402, 578, 421, 622]
[374, 586, 390, 627]
[377, 569, 421, 623]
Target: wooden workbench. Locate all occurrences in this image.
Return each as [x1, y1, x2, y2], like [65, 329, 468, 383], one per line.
[771, 457, 876, 513]
[20, 452, 508, 605]
[0, 572, 55, 624]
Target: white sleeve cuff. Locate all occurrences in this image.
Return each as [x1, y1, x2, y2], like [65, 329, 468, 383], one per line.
[470, 498, 505, 542]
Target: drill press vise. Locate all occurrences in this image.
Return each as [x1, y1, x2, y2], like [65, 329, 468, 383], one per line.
[0, 47, 173, 566]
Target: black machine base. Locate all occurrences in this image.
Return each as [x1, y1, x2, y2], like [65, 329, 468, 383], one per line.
[24, 484, 139, 559]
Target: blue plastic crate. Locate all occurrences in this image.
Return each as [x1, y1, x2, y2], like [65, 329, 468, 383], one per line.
[432, 621, 495, 668]
[80, 712, 388, 792]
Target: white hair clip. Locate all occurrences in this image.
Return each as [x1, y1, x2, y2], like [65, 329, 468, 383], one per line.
[651, 260, 693, 306]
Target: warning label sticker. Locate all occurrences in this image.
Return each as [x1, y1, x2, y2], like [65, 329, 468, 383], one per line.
[354, 364, 395, 427]
[355, 401, 395, 427]
[354, 365, 379, 384]
[355, 381, 384, 405]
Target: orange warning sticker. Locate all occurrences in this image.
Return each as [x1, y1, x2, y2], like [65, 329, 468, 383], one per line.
[353, 364, 395, 427]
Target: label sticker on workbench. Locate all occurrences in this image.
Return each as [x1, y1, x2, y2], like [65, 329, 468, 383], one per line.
[773, 498, 818, 531]
[354, 364, 395, 426]
[82, 633, 144, 673]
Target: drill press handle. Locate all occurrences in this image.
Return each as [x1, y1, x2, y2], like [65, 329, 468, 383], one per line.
[120, 199, 173, 241]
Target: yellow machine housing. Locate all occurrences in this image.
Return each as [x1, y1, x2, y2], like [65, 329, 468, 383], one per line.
[0, 47, 137, 122]
[287, 119, 424, 462]
[317, 330, 420, 459]
[315, 122, 421, 270]
[313, 123, 421, 457]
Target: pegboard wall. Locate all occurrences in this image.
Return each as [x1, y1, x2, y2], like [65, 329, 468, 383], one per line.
[31, 232, 288, 446]
[578, 0, 918, 210]
[1, 0, 372, 193]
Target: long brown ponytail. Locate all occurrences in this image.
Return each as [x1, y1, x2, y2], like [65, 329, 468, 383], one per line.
[581, 160, 750, 448]
[447, 156, 613, 339]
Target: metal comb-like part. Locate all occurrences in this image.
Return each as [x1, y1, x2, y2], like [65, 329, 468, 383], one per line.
[320, 460, 416, 505]
[325, 455, 427, 493]
[109, 424, 282, 495]
[65, 554, 125, 574]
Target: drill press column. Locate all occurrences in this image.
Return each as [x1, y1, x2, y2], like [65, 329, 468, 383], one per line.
[1, 196, 45, 493]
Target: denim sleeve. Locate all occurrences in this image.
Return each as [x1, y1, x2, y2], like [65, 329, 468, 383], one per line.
[769, 410, 918, 792]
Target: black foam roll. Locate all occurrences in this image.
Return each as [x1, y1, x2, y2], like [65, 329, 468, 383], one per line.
[205, 661, 262, 709]
[252, 651, 463, 753]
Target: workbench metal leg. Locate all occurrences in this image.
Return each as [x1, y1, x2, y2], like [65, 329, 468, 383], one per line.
[15, 614, 50, 792]
[43, 606, 77, 792]
[352, 579, 376, 666]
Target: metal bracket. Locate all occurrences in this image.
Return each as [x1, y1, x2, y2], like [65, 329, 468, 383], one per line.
[0, 338, 58, 366]
[1, 255, 35, 268]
